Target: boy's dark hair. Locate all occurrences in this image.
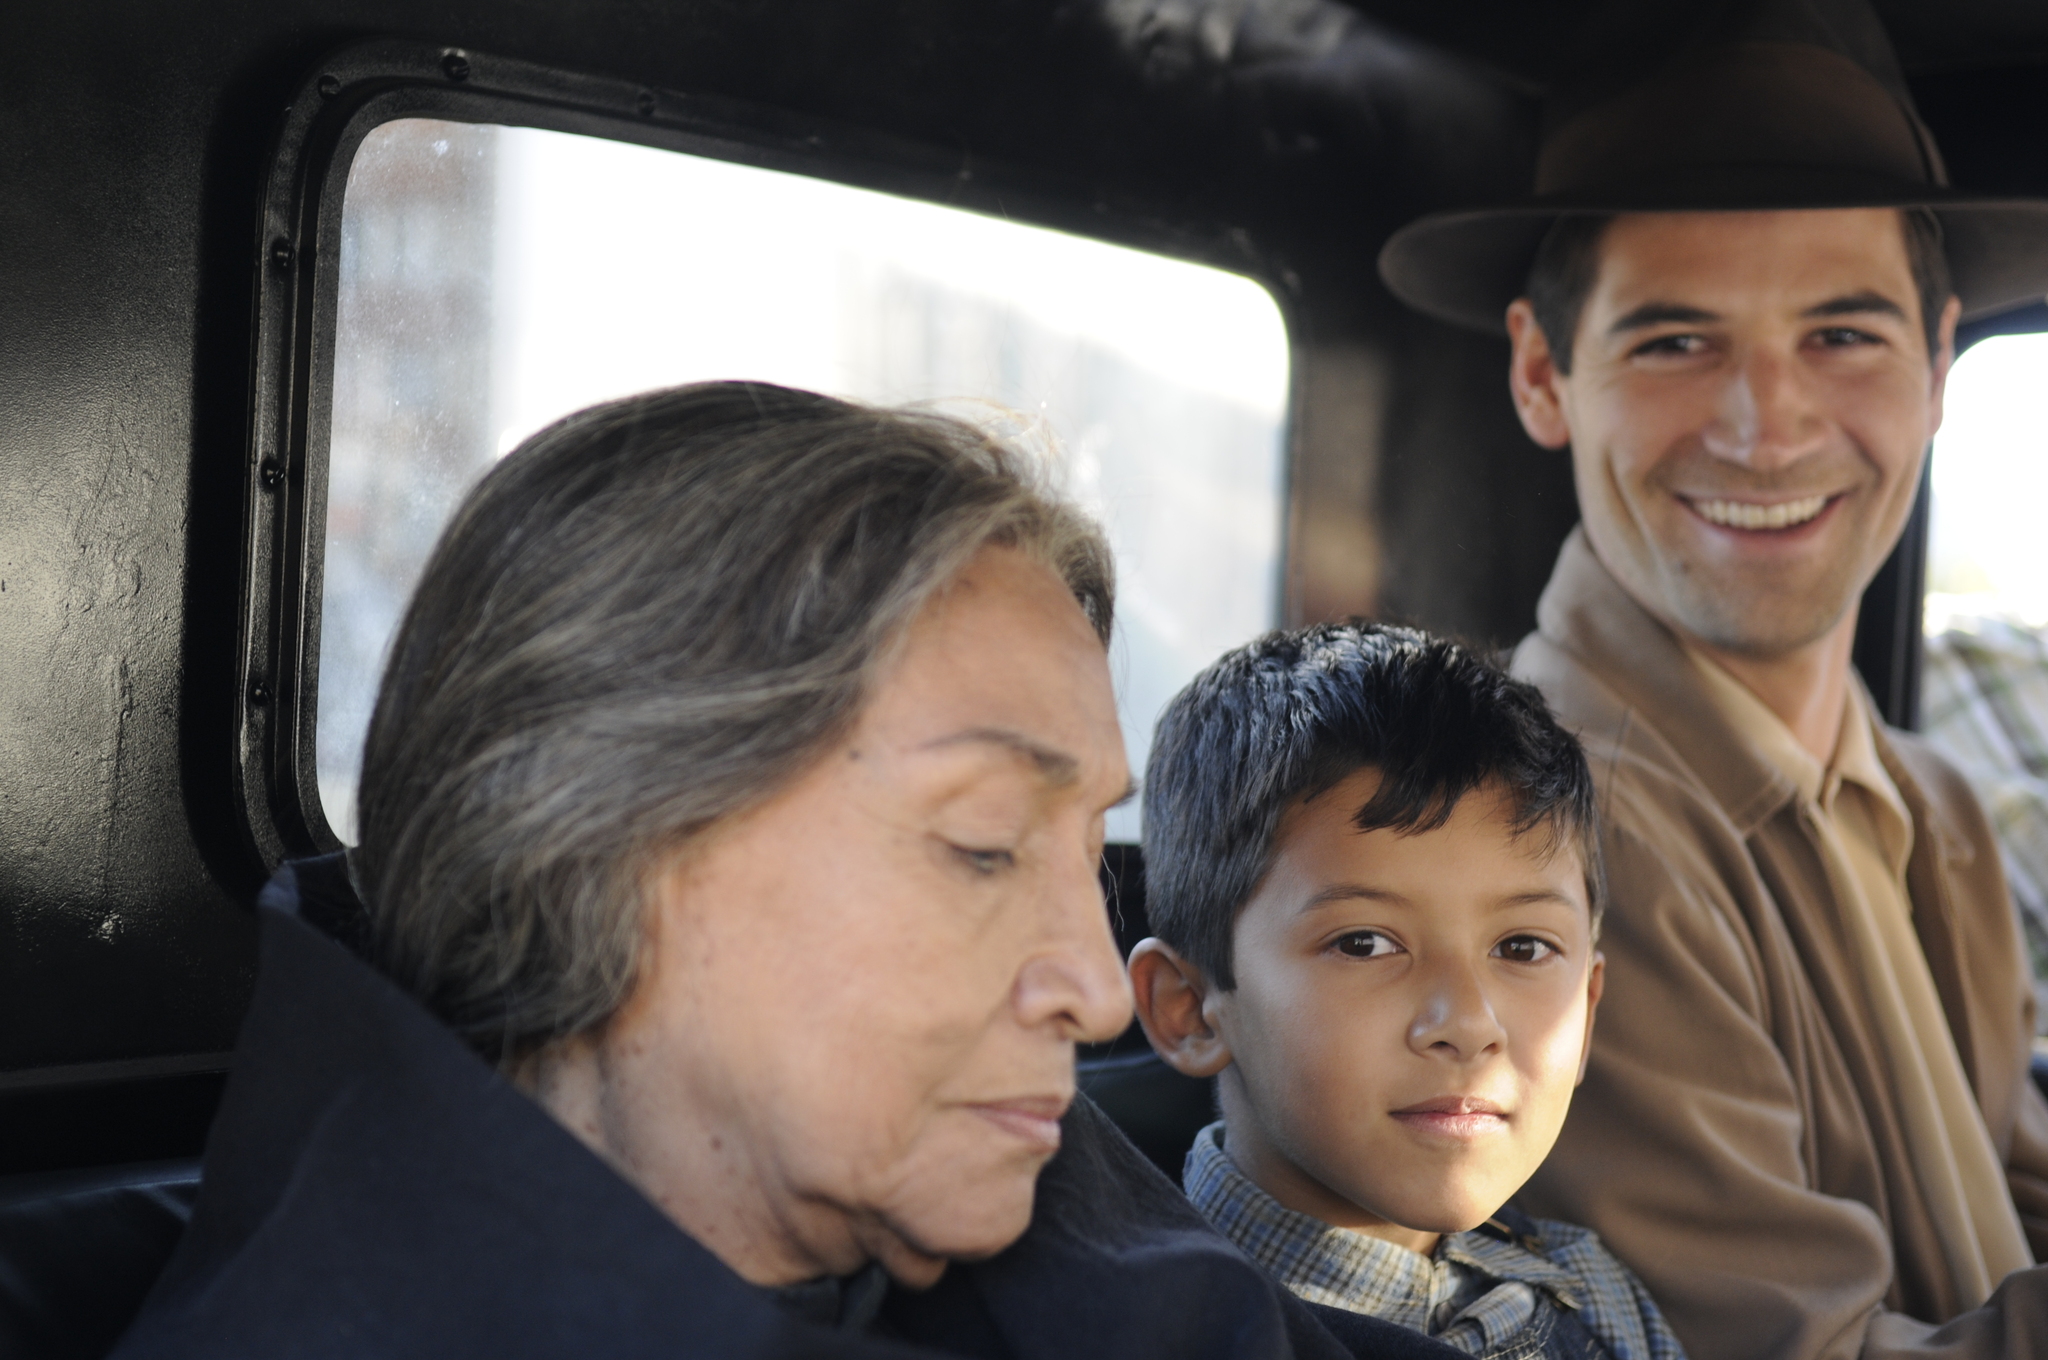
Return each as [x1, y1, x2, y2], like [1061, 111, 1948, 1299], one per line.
[1141, 622, 1602, 990]
[1525, 208, 1952, 376]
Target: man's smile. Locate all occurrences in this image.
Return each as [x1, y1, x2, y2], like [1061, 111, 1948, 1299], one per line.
[1683, 493, 1834, 531]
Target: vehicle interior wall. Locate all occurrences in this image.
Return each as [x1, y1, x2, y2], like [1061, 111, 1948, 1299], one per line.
[5, 0, 2048, 1173]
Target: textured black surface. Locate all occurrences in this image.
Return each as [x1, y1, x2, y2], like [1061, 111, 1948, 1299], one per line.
[3, 0, 2046, 1158]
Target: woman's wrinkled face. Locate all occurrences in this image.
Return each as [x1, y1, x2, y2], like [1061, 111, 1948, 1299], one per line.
[551, 545, 1133, 1289]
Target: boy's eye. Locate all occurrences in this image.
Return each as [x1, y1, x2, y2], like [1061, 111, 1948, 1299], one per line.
[1332, 931, 1402, 959]
[1493, 935, 1558, 965]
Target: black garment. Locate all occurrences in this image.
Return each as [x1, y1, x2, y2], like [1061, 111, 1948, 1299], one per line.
[109, 858, 1461, 1360]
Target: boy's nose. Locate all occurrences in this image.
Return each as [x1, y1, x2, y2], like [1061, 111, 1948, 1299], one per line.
[1406, 964, 1507, 1061]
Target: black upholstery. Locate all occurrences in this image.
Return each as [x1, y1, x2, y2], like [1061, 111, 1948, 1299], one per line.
[0, 1160, 200, 1360]
[1077, 1052, 1216, 1184]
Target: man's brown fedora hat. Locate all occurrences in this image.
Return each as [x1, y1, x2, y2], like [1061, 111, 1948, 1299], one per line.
[1378, 0, 2048, 334]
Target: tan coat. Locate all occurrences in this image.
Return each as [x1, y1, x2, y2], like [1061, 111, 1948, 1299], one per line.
[1511, 530, 2048, 1360]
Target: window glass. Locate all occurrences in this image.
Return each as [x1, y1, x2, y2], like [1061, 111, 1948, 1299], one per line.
[322, 118, 1290, 843]
[1920, 333, 2048, 1015]
[1926, 335, 2048, 630]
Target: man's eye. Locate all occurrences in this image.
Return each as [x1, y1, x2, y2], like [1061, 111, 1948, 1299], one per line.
[1813, 326, 1880, 348]
[953, 845, 1016, 876]
[1493, 935, 1558, 964]
[1631, 333, 1706, 358]
[1333, 931, 1401, 959]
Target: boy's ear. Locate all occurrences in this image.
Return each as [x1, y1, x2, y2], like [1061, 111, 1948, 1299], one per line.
[1575, 951, 1606, 1087]
[1127, 938, 1233, 1079]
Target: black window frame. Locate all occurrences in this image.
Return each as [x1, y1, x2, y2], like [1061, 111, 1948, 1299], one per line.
[234, 39, 1299, 864]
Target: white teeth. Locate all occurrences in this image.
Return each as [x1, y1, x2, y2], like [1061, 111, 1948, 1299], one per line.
[1691, 494, 1829, 530]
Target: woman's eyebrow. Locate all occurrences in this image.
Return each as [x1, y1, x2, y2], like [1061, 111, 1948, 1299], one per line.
[922, 727, 1080, 786]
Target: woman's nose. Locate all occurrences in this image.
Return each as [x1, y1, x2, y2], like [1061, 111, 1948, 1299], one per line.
[1406, 961, 1507, 1061]
[1012, 863, 1134, 1044]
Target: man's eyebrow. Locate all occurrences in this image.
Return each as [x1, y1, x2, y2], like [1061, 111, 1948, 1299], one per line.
[921, 727, 1080, 785]
[1801, 290, 1907, 322]
[1608, 301, 1720, 336]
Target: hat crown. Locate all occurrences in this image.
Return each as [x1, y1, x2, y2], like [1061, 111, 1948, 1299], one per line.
[1535, 40, 1947, 199]
[1543, 0, 1915, 133]
[1533, 0, 1944, 198]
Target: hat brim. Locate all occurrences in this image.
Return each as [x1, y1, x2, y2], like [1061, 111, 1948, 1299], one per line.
[1379, 181, 2048, 335]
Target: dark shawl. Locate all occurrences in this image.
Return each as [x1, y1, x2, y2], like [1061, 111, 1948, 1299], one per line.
[110, 858, 1458, 1360]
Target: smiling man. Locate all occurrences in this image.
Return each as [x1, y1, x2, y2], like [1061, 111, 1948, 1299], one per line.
[1375, 3, 2048, 1360]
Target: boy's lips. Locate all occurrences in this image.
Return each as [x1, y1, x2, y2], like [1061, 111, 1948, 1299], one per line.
[1389, 1095, 1509, 1140]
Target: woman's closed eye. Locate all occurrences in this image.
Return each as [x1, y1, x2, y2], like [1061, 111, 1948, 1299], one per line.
[1492, 934, 1559, 965]
[950, 844, 1016, 876]
[1331, 930, 1403, 959]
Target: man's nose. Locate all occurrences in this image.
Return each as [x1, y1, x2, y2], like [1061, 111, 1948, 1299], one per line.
[1013, 858, 1135, 1045]
[1701, 345, 1828, 473]
[1407, 959, 1507, 1062]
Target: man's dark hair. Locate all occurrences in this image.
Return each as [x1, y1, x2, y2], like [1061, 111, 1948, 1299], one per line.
[1141, 622, 1602, 990]
[1525, 208, 1954, 375]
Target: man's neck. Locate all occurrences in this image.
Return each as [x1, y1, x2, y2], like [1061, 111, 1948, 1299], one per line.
[1685, 613, 1858, 765]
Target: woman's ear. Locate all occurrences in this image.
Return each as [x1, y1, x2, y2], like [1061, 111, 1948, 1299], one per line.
[1127, 938, 1233, 1079]
[1576, 951, 1606, 1086]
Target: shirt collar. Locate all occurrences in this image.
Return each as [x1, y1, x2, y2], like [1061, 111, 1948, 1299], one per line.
[1181, 1123, 1587, 1345]
[1530, 528, 1797, 833]
[1683, 644, 1913, 872]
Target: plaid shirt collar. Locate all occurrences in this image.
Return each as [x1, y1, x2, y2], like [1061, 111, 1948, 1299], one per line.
[1183, 1123, 1588, 1356]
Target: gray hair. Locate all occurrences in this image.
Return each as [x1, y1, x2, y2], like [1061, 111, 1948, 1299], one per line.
[353, 381, 1115, 1064]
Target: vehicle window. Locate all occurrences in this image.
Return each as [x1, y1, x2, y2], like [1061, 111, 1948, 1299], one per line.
[321, 118, 1289, 843]
[1921, 332, 2048, 1010]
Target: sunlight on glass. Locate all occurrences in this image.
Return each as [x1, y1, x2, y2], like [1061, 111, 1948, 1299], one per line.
[1926, 333, 2048, 633]
[321, 119, 1289, 843]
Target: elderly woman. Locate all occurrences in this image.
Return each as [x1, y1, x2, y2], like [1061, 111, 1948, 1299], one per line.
[111, 384, 1449, 1360]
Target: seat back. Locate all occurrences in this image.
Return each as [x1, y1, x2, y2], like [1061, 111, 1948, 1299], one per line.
[0, 1160, 200, 1360]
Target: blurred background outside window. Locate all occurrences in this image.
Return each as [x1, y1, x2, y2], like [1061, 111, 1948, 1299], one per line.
[322, 118, 1290, 844]
[1922, 332, 2048, 1016]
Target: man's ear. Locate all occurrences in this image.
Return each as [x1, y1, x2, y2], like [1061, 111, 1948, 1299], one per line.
[1506, 298, 1573, 451]
[1127, 938, 1233, 1079]
[1575, 950, 1606, 1087]
[1926, 293, 1963, 440]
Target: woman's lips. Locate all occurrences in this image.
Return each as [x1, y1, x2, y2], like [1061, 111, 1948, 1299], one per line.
[1389, 1096, 1509, 1141]
[969, 1096, 1069, 1152]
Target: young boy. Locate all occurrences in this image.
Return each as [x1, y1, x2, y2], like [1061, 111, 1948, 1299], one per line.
[1128, 622, 1684, 1360]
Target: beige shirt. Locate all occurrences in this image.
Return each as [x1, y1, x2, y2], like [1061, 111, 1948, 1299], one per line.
[1512, 529, 2048, 1360]
[1686, 649, 2033, 1304]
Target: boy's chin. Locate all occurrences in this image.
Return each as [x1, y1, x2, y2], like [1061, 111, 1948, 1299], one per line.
[1370, 1190, 1511, 1238]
